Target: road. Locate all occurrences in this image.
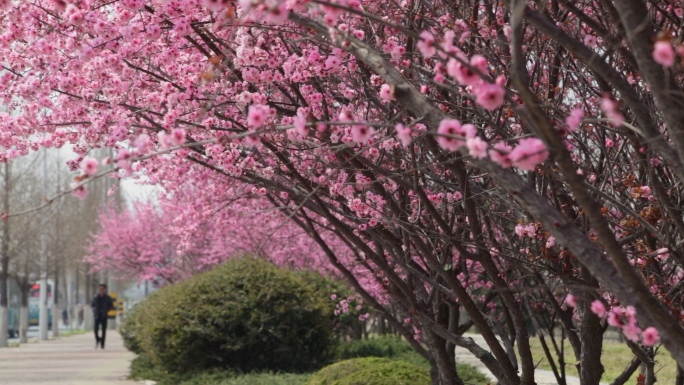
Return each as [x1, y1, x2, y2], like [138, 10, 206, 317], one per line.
[0, 329, 138, 385]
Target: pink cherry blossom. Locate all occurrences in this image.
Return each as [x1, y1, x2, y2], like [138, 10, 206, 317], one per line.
[466, 137, 488, 159]
[653, 41, 675, 67]
[545, 236, 556, 248]
[590, 300, 606, 318]
[71, 183, 88, 200]
[565, 108, 584, 132]
[395, 124, 413, 147]
[202, 0, 233, 11]
[437, 119, 465, 152]
[623, 323, 641, 342]
[171, 129, 187, 146]
[80, 156, 99, 176]
[473, 83, 505, 110]
[379, 84, 394, 101]
[642, 327, 660, 347]
[565, 294, 577, 308]
[600, 94, 624, 126]
[417, 31, 437, 58]
[489, 142, 513, 168]
[508, 138, 549, 171]
[351, 125, 374, 144]
[247, 104, 270, 129]
[584, 35, 598, 48]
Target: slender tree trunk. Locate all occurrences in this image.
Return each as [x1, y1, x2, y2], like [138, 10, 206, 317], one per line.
[18, 279, 28, 343]
[0, 163, 10, 347]
[52, 264, 59, 337]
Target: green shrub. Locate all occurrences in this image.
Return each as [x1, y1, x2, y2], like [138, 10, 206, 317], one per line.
[120, 303, 143, 355]
[178, 372, 311, 385]
[129, 354, 170, 383]
[334, 336, 491, 384]
[334, 335, 414, 361]
[305, 357, 430, 385]
[135, 257, 337, 374]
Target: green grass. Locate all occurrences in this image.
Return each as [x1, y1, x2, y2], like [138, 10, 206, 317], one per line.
[526, 337, 678, 384]
[57, 329, 88, 337]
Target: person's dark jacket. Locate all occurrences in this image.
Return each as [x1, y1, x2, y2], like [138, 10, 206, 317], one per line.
[91, 294, 114, 320]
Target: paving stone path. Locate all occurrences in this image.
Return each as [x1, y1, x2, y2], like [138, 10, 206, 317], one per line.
[0, 330, 139, 385]
[456, 333, 609, 385]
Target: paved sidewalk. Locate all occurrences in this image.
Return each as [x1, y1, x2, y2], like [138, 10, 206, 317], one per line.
[455, 333, 609, 385]
[0, 330, 138, 385]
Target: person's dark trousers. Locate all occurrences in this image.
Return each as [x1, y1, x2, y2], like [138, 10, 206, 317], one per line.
[94, 316, 108, 348]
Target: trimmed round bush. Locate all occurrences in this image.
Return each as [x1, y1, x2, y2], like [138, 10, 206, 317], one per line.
[305, 357, 430, 385]
[135, 257, 337, 374]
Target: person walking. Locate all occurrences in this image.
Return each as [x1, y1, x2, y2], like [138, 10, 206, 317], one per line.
[90, 284, 114, 349]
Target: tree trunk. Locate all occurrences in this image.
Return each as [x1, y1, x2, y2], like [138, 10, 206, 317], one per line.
[427, 330, 464, 385]
[0, 163, 10, 347]
[52, 265, 59, 337]
[18, 279, 28, 343]
[579, 269, 604, 385]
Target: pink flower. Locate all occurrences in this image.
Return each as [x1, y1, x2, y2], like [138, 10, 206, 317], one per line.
[247, 104, 270, 129]
[64, 4, 85, 26]
[653, 41, 675, 67]
[508, 138, 549, 171]
[584, 35, 598, 48]
[293, 115, 308, 137]
[80, 156, 99, 176]
[474, 83, 505, 110]
[565, 294, 577, 308]
[590, 300, 606, 318]
[489, 141, 513, 168]
[466, 137, 488, 159]
[264, 1, 289, 25]
[607, 308, 622, 327]
[202, 0, 232, 11]
[330, 294, 337, 300]
[416, 31, 436, 58]
[437, 119, 465, 152]
[395, 124, 413, 147]
[134, 134, 152, 153]
[656, 247, 669, 261]
[565, 108, 583, 132]
[623, 323, 641, 342]
[379, 84, 394, 101]
[71, 183, 88, 200]
[545, 236, 556, 248]
[515, 224, 526, 237]
[446, 55, 485, 86]
[642, 327, 660, 347]
[600, 94, 624, 126]
[158, 132, 173, 149]
[171, 129, 186, 146]
[325, 55, 341, 69]
[351, 125, 374, 144]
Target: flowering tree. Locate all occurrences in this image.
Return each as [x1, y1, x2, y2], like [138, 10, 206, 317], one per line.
[86, 178, 347, 284]
[2, 0, 684, 384]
